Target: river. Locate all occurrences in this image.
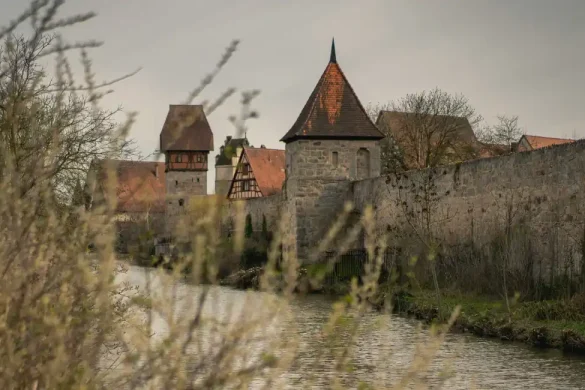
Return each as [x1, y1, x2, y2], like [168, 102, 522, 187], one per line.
[116, 265, 585, 389]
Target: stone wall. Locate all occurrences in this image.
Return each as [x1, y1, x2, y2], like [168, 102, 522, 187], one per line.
[115, 211, 165, 254]
[350, 140, 585, 278]
[220, 194, 283, 236]
[285, 139, 381, 260]
[165, 170, 207, 236]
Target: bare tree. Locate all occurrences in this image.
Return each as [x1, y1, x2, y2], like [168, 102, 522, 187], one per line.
[476, 114, 524, 154]
[368, 88, 483, 174]
[0, 33, 138, 204]
[366, 102, 404, 175]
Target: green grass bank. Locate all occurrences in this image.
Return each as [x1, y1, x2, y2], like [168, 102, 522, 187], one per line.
[379, 289, 585, 354]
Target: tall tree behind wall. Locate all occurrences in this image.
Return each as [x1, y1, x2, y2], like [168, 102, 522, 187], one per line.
[367, 88, 483, 174]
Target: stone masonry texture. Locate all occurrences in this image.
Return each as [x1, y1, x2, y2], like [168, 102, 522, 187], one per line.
[285, 139, 381, 260]
[166, 170, 207, 236]
[218, 138, 585, 281]
[351, 140, 585, 279]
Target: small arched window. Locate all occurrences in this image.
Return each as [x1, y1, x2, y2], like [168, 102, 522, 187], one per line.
[178, 199, 184, 206]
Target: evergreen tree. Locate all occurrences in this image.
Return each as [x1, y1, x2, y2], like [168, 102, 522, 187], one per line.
[244, 213, 253, 238]
[261, 214, 268, 241]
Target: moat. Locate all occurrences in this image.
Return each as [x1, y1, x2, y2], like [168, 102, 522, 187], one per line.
[119, 265, 585, 389]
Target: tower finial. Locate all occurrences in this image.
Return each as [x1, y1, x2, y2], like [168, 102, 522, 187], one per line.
[330, 38, 336, 63]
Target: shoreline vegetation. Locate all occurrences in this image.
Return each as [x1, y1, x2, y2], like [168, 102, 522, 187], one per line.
[137, 259, 585, 356]
[386, 289, 585, 355]
[125, 255, 585, 355]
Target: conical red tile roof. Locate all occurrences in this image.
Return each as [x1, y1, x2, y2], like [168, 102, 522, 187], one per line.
[281, 40, 384, 143]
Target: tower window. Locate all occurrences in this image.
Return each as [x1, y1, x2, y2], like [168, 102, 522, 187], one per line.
[176, 154, 182, 163]
[197, 178, 200, 183]
[197, 154, 203, 163]
[175, 180, 178, 186]
[178, 199, 184, 206]
[332, 151, 339, 167]
[242, 164, 249, 175]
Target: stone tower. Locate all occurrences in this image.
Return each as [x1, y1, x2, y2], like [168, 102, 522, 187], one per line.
[280, 39, 385, 261]
[159, 105, 214, 236]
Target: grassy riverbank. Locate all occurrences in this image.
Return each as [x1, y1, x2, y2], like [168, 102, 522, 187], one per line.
[384, 289, 585, 354]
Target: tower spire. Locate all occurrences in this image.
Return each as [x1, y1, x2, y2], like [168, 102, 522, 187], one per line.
[330, 38, 336, 63]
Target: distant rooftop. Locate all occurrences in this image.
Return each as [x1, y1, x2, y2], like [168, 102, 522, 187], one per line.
[159, 105, 214, 152]
[521, 135, 575, 150]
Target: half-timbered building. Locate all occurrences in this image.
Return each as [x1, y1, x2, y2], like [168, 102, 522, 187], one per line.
[227, 146, 285, 200]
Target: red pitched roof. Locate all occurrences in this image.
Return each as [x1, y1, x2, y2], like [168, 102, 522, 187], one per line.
[280, 40, 384, 143]
[522, 135, 575, 150]
[90, 160, 166, 213]
[243, 147, 285, 196]
[159, 105, 214, 152]
[477, 142, 511, 158]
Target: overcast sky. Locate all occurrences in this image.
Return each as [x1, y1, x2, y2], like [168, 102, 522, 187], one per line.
[2, 0, 584, 192]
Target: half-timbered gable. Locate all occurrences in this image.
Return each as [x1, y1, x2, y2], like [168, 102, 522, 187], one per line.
[227, 147, 285, 200]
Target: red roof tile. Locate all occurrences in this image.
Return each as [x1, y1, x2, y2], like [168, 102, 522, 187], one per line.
[90, 160, 166, 214]
[280, 41, 384, 143]
[523, 135, 575, 150]
[478, 142, 511, 158]
[243, 147, 285, 196]
[159, 105, 214, 152]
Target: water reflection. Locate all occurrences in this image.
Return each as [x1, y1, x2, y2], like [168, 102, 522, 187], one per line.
[119, 265, 585, 389]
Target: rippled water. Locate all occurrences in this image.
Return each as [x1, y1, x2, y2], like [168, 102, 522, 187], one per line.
[118, 265, 585, 389]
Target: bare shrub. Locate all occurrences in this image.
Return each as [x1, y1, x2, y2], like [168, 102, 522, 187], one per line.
[0, 2, 462, 389]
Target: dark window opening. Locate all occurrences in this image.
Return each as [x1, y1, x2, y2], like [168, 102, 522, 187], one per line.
[178, 199, 184, 206]
[332, 151, 339, 167]
[242, 164, 249, 175]
[197, 178, 200, 183]
[175, 180, 178, 186]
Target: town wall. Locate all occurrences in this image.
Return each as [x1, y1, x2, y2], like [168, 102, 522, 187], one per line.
[220, 194, 283, 235]
[215, 137, 585, 282]
[350, 139, 585, 279]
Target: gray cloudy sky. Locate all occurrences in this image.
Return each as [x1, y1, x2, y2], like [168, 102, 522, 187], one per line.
[1, 0, 584, 192]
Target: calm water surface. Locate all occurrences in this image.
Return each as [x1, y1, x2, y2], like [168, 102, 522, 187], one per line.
[118, 265, 585, 389]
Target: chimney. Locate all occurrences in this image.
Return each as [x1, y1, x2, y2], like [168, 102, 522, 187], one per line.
[261, 144, 266, 149]
[226, 135, 232, 143]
